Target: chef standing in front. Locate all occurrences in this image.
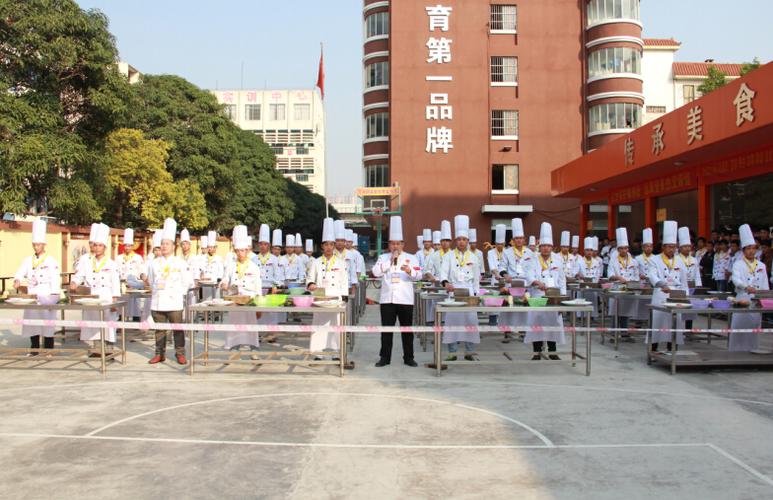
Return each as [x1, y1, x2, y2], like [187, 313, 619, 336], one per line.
[728, 224, 770, 351]
[371, 216, 422, 367]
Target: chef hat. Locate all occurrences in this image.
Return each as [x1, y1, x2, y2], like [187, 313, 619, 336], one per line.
[305, 239, 313, 252]
[345, 229, 355, 243]
[440, 220, 452, 240]
[247, 236, 253, 249]
[560, 231, 570, 247]
[511, 218, 525, 238]
[539, 222, 553, 246]
[528, 235, 536, 246]
[571, 235, 579, 248]
[592, 236, 600, 250]
[272, 229, 282, 247]
[662, 221, 677, 245]
[422, 228, 432, 241]
[88, 223, 99, 243]
[389, 215, 404, 241]
[31, 219, 47, 244]
[286, 234, 295, 247]
[583, 237, 593, 251]
[123, 228, 134, 245]
[200, 235, 208, 248]
[207, 230, 217, 247]
[322, 218, 335, 243]
[616, 227, 629, 248]
[152, 230, 162, 248]
[180, 229, 190, 243]
[258, 224, 270, 243]
[469, 228, 477, 243]
[416, 235, 423, 248]
[161, 218, 177, 242]
[642, 228, 653, 245]
[495, 224, 506, 244]
[334, 220, 347, 240]
[432, 230, 441, 244]
[233, 225, 250, 250]
[678, 227, 691, 247]
[454, 215, 470, 240]
[94, 223, 110, 246]
[295, 233, 302, 247]
[739, 224, 755, 249]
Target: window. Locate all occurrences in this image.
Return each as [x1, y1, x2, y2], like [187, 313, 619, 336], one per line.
[490, 5, 517, 32]
[365, 164, 389, 187]
[491, 56, 518, 84]
[588, 102, 642, 132]
[223, 104, 236, 120]
[646, 105, 666, 114]
[269, 103, 286, 121]
[365, 11, 389, 38]
[588, 47, 641, 77]
[492, 164, 519, 192]
[491, 110, 519, 138]
[244, 104, 261, 121]
[683, 85, 696, 103]
[365, 112, 389, 139]
[295, 174, 309, 183]
[365, 61, 389, 88]
[294, 103, 311, 120]
[296, 146, 310, 155]
[587, 0, 640, 26]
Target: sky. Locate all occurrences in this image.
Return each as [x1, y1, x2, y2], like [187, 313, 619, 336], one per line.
[75, 0, 773, 200]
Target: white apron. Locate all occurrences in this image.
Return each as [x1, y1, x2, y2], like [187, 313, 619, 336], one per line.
[23, 295, 59, 338]
[442, 283, 480, 345]
[648, 288, 685, 345]
[80, 287, 117, 343]
[224, 311, 261, 349]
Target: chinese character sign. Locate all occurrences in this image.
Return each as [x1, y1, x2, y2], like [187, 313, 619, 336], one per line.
[425, 5, 454, 155]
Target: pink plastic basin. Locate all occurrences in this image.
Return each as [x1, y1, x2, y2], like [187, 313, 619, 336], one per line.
[291, 296, 314, 307]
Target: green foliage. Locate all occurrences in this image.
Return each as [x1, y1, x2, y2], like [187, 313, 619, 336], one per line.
[697, 65, 728, 96]
[740, 57, 761, 76]
[282, 180, 340, 244]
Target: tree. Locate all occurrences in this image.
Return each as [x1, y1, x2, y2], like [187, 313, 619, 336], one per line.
[0, 0, 130, 223]
[740, 57, 761, 76]
[697, 65, 728, 96]
[100, 128, 208, 229]
[282, 180, 340, 244]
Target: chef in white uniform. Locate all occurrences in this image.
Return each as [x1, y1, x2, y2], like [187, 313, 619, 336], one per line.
[201, 230, 224, 300]
[179, 229, 200, 308]
[729, 224, 770, 351]
[500, 218, 534, 341]
[417, 228, 434, 270]
[469, 228, 486, 278]
[677, 226, 701, 328]
[576, 237, 603, 317]
[333, 222, 357, 292]
[282, 234, 306, 283]
[271, 229, 287, 283]
[13, 219, 61, 354]
[119, 228, 145, 321]
[423, 222, 452, 324]
[635, 228, 655, 284]
[487, 224, 508, 284]
[569, 235, 581, 276]
[528, 236, 537, 253]
[606, 227, 639, 332]
[556, 231, 575, 278]
[440, 215, 481, 361]
[74, 223, 99, 279]
[304, 239, 314, 272]
[306, 218, 348, 358]
[648, 221, 689, 352]
[372, 216, 422, 367]
[525, 222, 566, 360]
[220, 225, 263, 356]
[70, 223, 120, 353]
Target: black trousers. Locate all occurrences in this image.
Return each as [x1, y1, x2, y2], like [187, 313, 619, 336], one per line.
[30, 336, 55, 349]
[532, 341, 557, 353]
[151, 310, 185, 356]
[379, 303, 415, 363]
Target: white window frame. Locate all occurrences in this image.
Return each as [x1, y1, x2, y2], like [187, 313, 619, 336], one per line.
[293, 103, 311, 121]
[365, 112, 389, 140]
[490, 56, 518, 86]
[244, 104, 261, 121]
[365, 61, 389, 89]
[491, 110, 519, 140]
[269, 103, 286, 121]
[365, 11, 389, 42]
[489, 4, 517, 34]
[492, 164, 520, 194]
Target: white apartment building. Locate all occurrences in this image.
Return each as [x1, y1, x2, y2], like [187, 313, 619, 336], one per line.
[642, 38, 742, 123]
[210, 89, 326, 196]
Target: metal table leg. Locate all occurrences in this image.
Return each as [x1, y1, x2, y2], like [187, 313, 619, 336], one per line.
[586, 310, 592, 376]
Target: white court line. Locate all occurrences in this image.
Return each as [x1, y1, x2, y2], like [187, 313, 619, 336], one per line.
[0, 432, 770, 487]
[0, 376, 771, 408]
[84, 392, 555, 447]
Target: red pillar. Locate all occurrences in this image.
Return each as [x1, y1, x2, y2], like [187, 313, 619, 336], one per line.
[608, 203, 617, 240]
[579, 202, 587, 240]
[697, 181, 710, 238]
[644, 196, 655, 240]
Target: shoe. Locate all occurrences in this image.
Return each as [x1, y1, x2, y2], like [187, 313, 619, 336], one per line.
[404, 360, 418, 367]
[89, 352, 102, 358]
[548, 354, 561, 361]
[250, 353, 260, 361]
[444, 355, 457, 361]
[464, 355, 475, 361]
[176, 354, 187, 365]
[375, 359, 390, 367]
[531, 355, 541, 361]
[148, 355, 165, 364]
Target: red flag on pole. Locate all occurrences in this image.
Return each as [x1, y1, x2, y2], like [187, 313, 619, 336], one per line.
[316, 44, 325, 99]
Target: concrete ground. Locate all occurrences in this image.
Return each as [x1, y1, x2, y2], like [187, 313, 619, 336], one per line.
[1, 289, 773, 499]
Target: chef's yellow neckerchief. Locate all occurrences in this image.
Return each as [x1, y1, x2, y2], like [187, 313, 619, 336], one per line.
[236, 259, 248, 279]
[287, 254, 296, 265]
[496, 248, 503, 260]
[584, 256, 594, 267]
[678, 254, 693, 267]
[642, 252, 651, 263]
[32, 253, 47, 269]
[439, 248, 449, 258]
[158, 257, 171, 278]
[743, 257, 758, 274]
[92, 255, 108, 273]
[454, 248, 470, 267]
[257, 252, 271, 265]
[513, 246, 524, 259]
[539, 255, 551, 271]
[123, 251, 135, 262]
[661, 254, 675, 270]
[617, 253, 631, 268]
[321, 255, 336, 274]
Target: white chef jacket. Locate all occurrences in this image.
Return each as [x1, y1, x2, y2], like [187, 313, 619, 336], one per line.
[502, 246, 535, 282]
[307, 254, 349, 297]
[14, 253, 62, 338]
[524, 254, 566, 344]
[712, 251, 731, 281]
[201, 254, 224, 282]
[555, 252, 578, 279]
[417, 248, 434, 271]
[252, 252, 282, 286]
[648, 254, 689, 344]
[607, 253, 639, 282]
[635, 253, 655, 282]
[118, 252, 144, 280]
[487, 248, 507, 278]
[72, 255, 121, 342]
[335, 248, 358, 286]
[425, 249, 449, 279]
[147, 255, 193, 311]
[473, 248, 486, 275]
[577, 256, 603, 282]
[371, 252, 421, 305]
[282, 253, 306, 282]
[678, 254, 702, 287]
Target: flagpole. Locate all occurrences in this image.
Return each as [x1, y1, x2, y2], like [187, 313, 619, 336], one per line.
[319, 42, 329, 218]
